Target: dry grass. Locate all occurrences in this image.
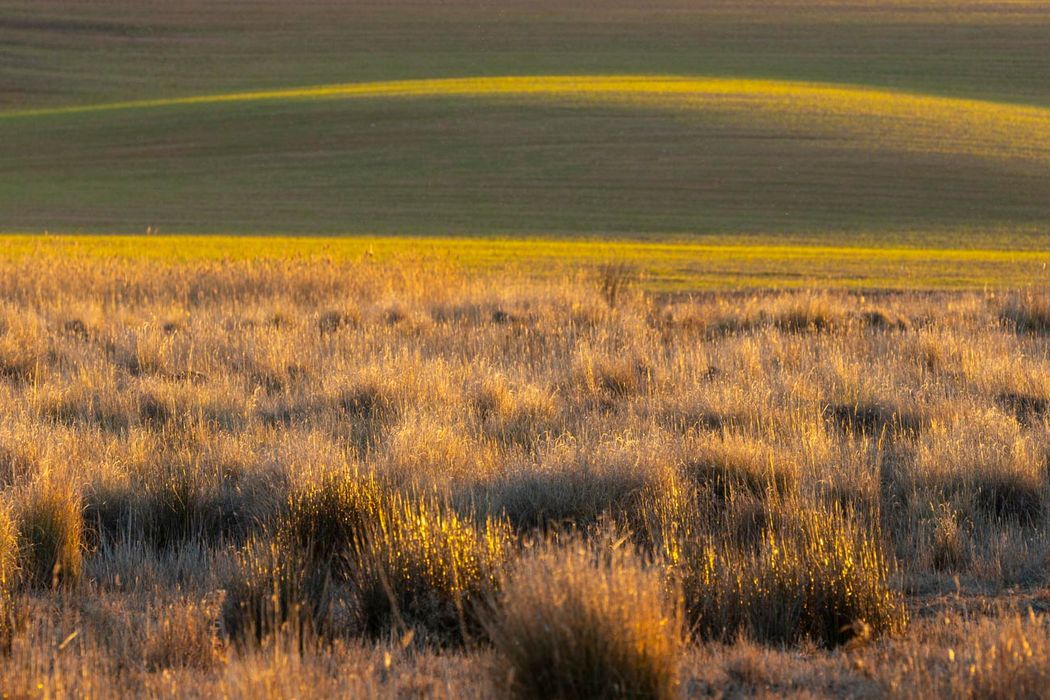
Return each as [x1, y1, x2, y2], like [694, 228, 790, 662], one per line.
[0, 256, 1046, 694]
[485, 536, 682, 699]
[16, 479, 83, 590]
[679, 504, 907, 648]
[1002, 289, 1050, 335]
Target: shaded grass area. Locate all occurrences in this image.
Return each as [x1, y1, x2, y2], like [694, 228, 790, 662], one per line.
[3, 1, 1050, 110]
[1, 234, 1047, 291]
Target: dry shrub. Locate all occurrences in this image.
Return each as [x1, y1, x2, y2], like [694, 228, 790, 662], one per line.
[668, 502, 905, 648]
[485, 537, 682, 700]
[17, 480, 83, 589]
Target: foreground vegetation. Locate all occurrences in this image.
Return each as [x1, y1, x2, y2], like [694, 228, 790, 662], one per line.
[0, 255, 1047, 696]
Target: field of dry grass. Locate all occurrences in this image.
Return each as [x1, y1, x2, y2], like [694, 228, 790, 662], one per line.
[0, 255, 1048, 697]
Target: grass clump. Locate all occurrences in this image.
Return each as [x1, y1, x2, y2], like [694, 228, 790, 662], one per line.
[485, 537, 682, 700]
[221, 539, 337, 646]
[352, 492, 512, 643]
[1002, 289, 1050, 334]
[277, 470, 386, 575]
[268, 473, 512, 644]
[16, 480, 83, 589]
[675, 504, 906, 648]
[681, 434, 795, 504]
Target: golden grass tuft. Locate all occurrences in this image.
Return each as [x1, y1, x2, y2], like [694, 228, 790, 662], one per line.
[485, 536, 683, 700]
[352, 491, 513, 642]
[670, 503, 907, 648]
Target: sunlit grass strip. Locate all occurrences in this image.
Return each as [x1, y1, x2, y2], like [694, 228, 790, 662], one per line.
[4, 75, 1050, 163]
[1, 235, 1046, 291]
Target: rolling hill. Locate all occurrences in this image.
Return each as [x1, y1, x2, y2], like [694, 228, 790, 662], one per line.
[1, 1, 1048, 245]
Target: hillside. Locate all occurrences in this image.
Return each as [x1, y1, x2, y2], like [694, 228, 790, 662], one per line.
[1, 1, 1048, 240]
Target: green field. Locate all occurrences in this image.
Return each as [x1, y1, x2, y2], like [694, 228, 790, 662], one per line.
[0, 1, 1047, 281]
[3, 234, 1047, 291]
